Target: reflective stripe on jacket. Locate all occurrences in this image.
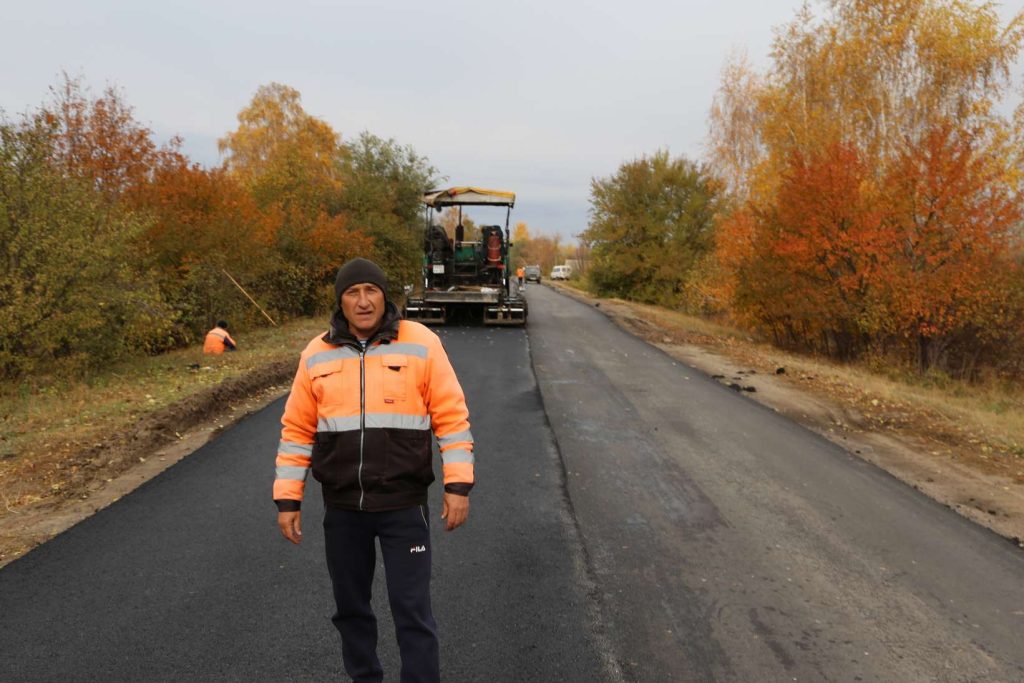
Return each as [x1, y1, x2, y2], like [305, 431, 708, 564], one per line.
[274, 318, 473, 511]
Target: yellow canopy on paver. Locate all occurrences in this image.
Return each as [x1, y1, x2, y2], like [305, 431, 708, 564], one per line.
[423, 187, 516, 208]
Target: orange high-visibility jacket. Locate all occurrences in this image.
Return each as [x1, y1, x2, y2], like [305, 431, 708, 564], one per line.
[273, 310, 473, 512]
[203, 328, 236, 354]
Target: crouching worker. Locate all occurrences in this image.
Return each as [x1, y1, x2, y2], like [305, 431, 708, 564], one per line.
[203, 320, 237, 354]
[273, 257, 475, 683]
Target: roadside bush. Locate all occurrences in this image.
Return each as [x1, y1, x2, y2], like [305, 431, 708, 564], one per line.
[0, 114, 161, 379]
[0, 77, 438, 382]
[583, 151, 718, 310]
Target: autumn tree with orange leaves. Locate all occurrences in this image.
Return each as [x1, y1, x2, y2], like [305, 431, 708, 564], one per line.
[131, 147, 283, 345]
[219, 85, 434, 305]
[882, 125, 1023, 373]
[718, 143, 888, 358]
[0, 77, 436, 379]
[218, 83, 367, 303]
[48, 76, 162, 202]
[709, 0, 1024, 378]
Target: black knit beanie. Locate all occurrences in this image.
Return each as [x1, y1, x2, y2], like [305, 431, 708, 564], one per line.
[334, 258, 389, 305]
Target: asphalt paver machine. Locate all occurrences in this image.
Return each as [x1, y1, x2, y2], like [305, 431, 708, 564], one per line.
[403, 187, 527, 326]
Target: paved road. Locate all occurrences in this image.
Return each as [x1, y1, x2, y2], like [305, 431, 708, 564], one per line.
[2, 285, 1023, 681]
[0, 323, 607, 681]
[528, 284, 1024, 681]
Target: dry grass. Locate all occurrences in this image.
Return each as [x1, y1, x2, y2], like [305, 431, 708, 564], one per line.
[0, 317, 328, 509]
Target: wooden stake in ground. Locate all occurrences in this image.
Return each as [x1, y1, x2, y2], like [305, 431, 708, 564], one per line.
[222, 269, 278, 326]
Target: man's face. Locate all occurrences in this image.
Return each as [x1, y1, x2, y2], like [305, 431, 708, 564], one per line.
[341, 283, 386, 339]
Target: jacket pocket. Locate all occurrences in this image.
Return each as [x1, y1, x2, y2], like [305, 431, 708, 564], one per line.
[380, 354, 408, 402]
[309, 359, 355, 408]
[311, 431, 361, 493]
[382, 429, 433, 490]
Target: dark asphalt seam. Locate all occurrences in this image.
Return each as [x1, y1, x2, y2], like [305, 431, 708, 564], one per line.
[524, 332, 626, 683]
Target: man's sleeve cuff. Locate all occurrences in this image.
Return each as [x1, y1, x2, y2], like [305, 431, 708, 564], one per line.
[275, 499, 302, 512]
[444, 482, 473, 496]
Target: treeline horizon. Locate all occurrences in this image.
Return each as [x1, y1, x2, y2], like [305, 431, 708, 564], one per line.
[1, 78, 443, 381]
[0, 76, 574, 383]
[584, 0, 1024, 382]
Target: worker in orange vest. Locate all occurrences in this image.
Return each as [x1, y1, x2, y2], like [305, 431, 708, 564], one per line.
[203, 320, 237, 354]
[274, 257, 473, 682]
[516, 265, 525, 289]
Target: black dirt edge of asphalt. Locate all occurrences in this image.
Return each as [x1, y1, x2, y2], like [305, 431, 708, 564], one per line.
[523, 331, 627, 683]
[89, 358, 295, 464]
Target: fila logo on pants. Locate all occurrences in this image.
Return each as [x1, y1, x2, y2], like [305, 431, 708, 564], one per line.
[410, 545, 427, 554]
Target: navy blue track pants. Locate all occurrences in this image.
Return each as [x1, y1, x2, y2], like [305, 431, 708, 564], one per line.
[323, 505, 439, 683]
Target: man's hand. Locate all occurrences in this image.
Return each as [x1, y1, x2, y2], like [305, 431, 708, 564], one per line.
[278, 511, 302, 544]
[441, 492, 469, 531]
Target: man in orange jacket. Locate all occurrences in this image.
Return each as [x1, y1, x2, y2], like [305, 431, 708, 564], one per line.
[203, 320, 237, 354]
[274, 257, 473, 683]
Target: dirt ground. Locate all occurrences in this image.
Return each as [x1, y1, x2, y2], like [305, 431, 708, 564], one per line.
[548, 282, 1024, 549]
[2, 287, 1022, 568]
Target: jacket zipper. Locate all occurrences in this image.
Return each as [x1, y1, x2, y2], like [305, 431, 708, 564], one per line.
[358, 346, 366, 510]
[340, 329, 388, 511]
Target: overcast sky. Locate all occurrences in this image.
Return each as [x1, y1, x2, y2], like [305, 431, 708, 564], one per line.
[2, 0, 1021, 239]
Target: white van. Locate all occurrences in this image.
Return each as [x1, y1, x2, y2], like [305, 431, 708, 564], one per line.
[550, 265, 571, 280]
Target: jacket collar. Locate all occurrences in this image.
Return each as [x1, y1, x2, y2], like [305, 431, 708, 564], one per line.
[324, 300, 401, 348]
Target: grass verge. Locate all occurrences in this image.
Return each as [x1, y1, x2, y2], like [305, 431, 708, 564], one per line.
[0, 317, 327, 522]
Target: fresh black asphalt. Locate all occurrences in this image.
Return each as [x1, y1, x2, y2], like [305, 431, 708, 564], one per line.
[528, 284, 1024, 681]
[3, 284, 1024, 681]
[0, 323, 608, 681]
